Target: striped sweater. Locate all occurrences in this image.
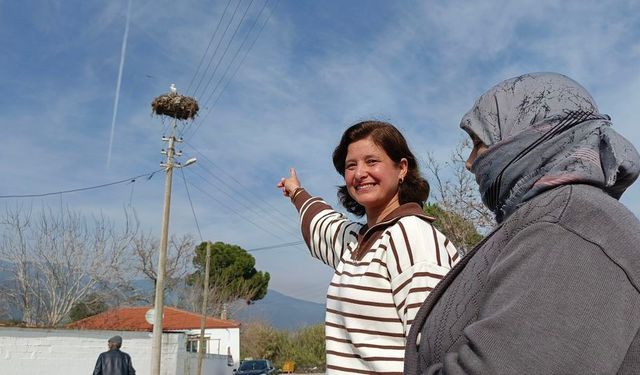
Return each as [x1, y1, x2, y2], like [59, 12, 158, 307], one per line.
[293, 190, 459, 374]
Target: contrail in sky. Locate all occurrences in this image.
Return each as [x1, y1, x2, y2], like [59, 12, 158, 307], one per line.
[107, 0, 133, 169]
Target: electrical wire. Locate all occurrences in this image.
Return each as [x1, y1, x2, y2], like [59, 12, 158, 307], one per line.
[0, 169, 163, 199]
[183, 145, 299, 233]
[246, 240, 304, 252]
[186, 0, 267, 138]
[185, 177, 292, 242]
[190, 0, 244, 99]
[179, 166, 204, 241]
[180, 165, 305, 254]
[193, 0, 255, 101]
[185, 0, 234, 95]
[128, 180, 136, 207]
[185, 0, 279, 139]
[185, 166, 297, 237]
[193, 174, 298, 236]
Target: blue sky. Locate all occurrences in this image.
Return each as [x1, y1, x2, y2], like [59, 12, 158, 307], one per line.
[2, 0, 640, 303]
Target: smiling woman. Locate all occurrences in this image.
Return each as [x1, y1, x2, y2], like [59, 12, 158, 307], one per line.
[342, 137, 407, 226]
[276, 120, 459, 374]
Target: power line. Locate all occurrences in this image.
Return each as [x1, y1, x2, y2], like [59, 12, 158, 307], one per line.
[195, 0, 261, 106]
[128, 179, 136, 207]
[186, 0, 278, 139]
[185, 166, 297, 237]
[185, 177, 292, 241]
[186, 0, 234, 94]
[0, 169, 163, 199]
[177, 153, 305, 254]
[179, 166, 203, 241]
[246, 240, 304, 252]
[182, 146, 299, 234]
[185, 139, 297, 222]
[193, 0, 255, 101]
[190, 0, 244, 99]
[191, 170, 299, 237]
[187, 0, 268, 137]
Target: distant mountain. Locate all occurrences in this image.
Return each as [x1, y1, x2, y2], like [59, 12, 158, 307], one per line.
[234, 289, 325, 330]
[126, 281, 325, 330]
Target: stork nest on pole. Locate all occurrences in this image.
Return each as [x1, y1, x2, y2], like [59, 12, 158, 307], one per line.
[151, 93, 199, 120]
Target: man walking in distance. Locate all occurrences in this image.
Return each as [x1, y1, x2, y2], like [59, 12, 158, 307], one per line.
[93, 335, 136, 375]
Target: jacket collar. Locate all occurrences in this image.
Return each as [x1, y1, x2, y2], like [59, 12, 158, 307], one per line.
[352, 202, 434, 260]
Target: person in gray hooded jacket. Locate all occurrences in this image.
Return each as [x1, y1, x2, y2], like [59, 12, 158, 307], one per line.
[404, 72, 640, 374]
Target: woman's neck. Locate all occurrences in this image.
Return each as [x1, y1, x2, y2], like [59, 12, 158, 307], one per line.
[366, 197, 401, 228]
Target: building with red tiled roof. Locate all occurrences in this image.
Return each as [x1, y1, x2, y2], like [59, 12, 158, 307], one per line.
[65, 306, 240, 368]
[66, 306, 240, 332]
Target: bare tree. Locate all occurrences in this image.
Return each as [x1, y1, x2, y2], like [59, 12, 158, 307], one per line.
[175, 277, 202, 313]
[0, 292, 11, 322]
[0, 206, 137, 326]
[132, 232, 194, 303]
[423, 138, 495, 254]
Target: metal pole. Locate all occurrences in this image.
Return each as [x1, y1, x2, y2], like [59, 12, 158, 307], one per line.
[150, 118, 177, 375]
[196, 241, 213, 375]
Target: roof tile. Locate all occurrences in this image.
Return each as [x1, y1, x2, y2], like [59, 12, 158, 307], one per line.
[66, 306, 240, 332]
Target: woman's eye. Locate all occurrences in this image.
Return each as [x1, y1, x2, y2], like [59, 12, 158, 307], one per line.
[366, 159, 378, 165]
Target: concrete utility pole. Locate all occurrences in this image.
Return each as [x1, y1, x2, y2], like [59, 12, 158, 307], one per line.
[149, 84, 198, 375]
[150, 117, 178, 375]
[196, 241, 213, 375]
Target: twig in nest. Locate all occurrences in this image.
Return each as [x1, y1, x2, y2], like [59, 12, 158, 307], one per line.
[151, 93, 199, 120]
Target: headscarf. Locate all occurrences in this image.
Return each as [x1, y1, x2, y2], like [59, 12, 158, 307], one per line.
[461, 72, 640, 223]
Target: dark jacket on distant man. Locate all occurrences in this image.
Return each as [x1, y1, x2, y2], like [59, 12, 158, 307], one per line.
[92, 348, 136, 375]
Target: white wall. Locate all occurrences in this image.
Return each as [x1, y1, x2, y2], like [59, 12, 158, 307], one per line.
[185, 327, 240, 367]
[0, 327, 235, 375]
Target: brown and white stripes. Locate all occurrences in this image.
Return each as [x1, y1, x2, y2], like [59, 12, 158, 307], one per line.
[293, 191, 458, 374]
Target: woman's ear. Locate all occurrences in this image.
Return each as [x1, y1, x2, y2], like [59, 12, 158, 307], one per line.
[399, 158, 409, 178]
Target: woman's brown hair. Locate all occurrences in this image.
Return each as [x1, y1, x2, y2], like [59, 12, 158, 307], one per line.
[332, 120, 430, 217]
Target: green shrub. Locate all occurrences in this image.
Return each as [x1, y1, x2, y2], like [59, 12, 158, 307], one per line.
[240, 321, 325, 371]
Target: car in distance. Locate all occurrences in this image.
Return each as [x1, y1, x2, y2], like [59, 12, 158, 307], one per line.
[233, 359, 276, 375]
